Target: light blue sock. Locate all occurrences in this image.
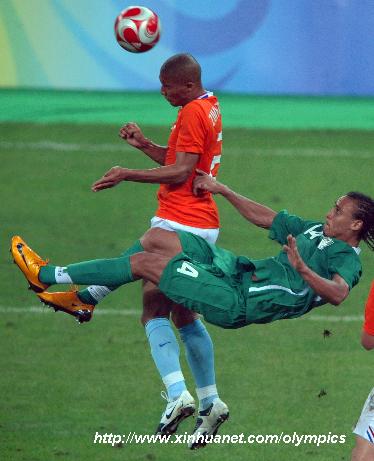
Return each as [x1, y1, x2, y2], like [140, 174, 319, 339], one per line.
[145, 318, 186, 401]
[179, 319, 218, 410]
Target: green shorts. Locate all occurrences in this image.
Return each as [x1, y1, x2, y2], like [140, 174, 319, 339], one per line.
[158, 231, 250, 329]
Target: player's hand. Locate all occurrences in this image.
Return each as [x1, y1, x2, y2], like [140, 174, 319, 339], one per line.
[283, 235, 305, 271]
[119, 122, 149, 149]
[91, 166, 128, 192]
[193, 169, 222, 196]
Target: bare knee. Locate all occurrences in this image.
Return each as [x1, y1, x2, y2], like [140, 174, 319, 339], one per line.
[351, 436, 374, 461]
[131, 252, 168, 286]
[141, 281, 172, 326]
[141, 305, 170, 326]
[171, 303, 199, 329]
[140, 228, 182, 256]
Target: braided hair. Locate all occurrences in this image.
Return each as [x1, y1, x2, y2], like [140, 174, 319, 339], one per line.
[347, 191, 374, 251]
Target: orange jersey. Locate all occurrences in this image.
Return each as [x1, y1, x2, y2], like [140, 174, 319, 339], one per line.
[363, 281, 374, 335]
[155, 94, 222, 228]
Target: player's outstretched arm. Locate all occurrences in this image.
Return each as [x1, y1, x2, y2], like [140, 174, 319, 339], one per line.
[119, 122, 167, 165]
[283, 235, 349, 305]
[193, 170, 276, 229]
[92, 152, 198, 191]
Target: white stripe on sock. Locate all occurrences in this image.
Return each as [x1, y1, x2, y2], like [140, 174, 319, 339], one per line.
[196, 384, 218, 400]
[87, 285, 112, 302]
[55, 267, 73, 284]
[162, 371, 185, 388]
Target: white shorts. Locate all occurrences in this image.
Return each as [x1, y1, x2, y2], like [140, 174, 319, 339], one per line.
[353, 387, 374, 443]
[150, 216, 219, 244]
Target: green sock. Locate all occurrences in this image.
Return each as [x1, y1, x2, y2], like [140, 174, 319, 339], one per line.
[77, 240, 144, 304]
[120, 240, 144, 257]
[78, 289, 101, 305]
[68, 257, 134, 286]
[39, 265, 57, 284]
[40, 256, 134, 287]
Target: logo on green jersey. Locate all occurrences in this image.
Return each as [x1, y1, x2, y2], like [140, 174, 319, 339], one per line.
[318, 237, 334, 250]
[304, 224, 323, 240]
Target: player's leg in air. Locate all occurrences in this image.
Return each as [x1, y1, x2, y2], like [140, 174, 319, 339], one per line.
[11, 229, 229, 447]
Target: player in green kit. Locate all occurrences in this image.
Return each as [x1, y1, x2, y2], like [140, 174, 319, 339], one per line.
[12, 173, 373, 331]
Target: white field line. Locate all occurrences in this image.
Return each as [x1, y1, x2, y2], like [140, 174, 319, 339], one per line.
[0, 306, 139, 316]
[0, 306, 363, 321]
[0, 140, 373, 159]
[303, 314, 363, 322]
[0, 140, 132, 153]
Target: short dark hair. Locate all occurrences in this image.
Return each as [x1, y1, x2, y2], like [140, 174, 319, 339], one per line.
[160, 53, 201, 84]
[347, 191, 374, 251]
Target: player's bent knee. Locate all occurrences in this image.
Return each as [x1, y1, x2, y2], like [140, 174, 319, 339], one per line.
[131, 252, 168, 284]
[140, 228, 182, 256]
[171, 304, 199, 328]
[140, 228, 168, 252]
[141, 309, 169, 326]
[141, 303, 171, 325]
[351, 436, 374, 461]
[141, 282, 172, 326]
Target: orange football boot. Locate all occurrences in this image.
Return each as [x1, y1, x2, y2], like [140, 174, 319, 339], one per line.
[11, 236, 49, 293]
[38, 290, 94, 323]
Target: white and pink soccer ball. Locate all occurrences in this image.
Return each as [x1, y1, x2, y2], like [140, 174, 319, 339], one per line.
[114, 5, 161, 53]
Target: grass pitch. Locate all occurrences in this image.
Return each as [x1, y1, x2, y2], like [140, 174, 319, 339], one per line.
[1, 121, 374, 461]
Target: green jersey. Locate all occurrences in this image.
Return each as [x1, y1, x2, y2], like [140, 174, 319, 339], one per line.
[243, 210, 362, 324]
[159, 211, 362, 329]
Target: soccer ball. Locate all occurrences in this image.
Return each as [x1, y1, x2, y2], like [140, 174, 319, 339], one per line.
[114, 5, 161, 53]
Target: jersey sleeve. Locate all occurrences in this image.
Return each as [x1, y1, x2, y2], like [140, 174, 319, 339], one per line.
[327, 244, 362, 290]
[175, 103, 207, 154]
[363, 282, 374, 335]
[269, 210, 319, 245]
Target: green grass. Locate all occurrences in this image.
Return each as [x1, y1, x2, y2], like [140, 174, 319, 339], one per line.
[1, 89, 374, 129]
[1, 122, 374, 461]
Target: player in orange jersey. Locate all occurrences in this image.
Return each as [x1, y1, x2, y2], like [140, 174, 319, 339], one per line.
[361, 282, 374, 350]
[352, 282, 374, 461]
[37, 54, 228, 446]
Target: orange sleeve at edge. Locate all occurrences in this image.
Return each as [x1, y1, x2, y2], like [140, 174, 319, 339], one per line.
[363, 282, 374, 334]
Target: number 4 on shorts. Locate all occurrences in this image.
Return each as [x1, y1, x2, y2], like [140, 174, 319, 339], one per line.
[177, 261, 199, 278]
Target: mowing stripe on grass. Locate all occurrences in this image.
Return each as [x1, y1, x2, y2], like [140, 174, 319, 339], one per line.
[0, 140, 373, 159]
[304, 314, 363, 322]
[0, 140, 131, 153]
[0, 306, 363, 321]
[0, 306, 139, 315]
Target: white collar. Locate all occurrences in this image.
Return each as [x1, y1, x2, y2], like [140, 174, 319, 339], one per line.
[197, 91, 213, 99]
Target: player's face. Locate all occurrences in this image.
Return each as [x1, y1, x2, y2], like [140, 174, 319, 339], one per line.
[324, 196, 361, 241]
[159, 72, 192, 107]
